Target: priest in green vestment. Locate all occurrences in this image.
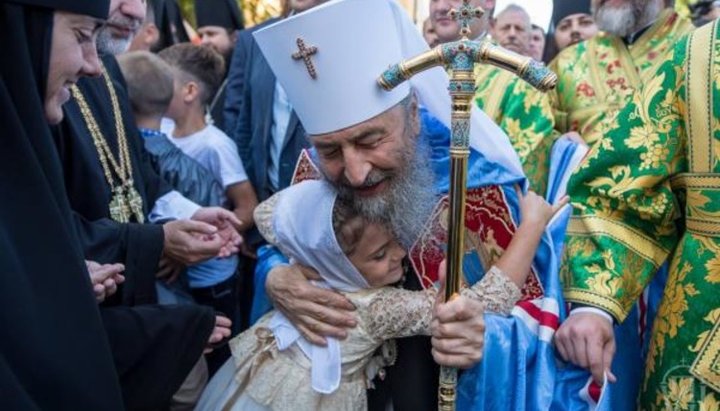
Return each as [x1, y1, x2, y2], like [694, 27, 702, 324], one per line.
[559, 20, 720, 408]
[549, 2, 693, 147]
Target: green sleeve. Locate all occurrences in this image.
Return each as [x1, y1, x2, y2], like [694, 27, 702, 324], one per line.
[562, 38, 689, 322]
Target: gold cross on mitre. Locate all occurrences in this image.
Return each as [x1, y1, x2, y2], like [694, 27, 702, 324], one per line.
[291, 37, 318, 79]
[449, 0, 484, 39]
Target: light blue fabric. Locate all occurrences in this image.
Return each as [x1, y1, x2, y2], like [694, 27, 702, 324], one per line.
[186, 255, 238, 289]
[251, 245, 288, 324]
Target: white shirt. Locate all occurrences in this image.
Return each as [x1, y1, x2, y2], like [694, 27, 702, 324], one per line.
[162, 123, 249, 205]
[269, 81, 293, 191]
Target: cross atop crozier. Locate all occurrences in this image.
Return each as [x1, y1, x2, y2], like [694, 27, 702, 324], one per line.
[448, 0, 484, 39]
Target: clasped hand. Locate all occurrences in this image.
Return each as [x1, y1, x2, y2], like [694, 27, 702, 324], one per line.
[86, 260, 125, 303]
[162, 207, 244, 266]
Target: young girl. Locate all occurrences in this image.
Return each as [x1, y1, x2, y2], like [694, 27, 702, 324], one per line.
[197, 180, 563, 411]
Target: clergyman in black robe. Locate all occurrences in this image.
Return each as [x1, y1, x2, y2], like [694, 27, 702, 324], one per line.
[55, 56, 174, 305]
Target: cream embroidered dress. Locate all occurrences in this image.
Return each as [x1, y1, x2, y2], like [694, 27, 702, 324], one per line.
[196, 181, 522, 411]
[197, 269, 520, 411]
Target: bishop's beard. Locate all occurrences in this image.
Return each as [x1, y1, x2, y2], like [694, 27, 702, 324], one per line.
[331, 141, 437, 249]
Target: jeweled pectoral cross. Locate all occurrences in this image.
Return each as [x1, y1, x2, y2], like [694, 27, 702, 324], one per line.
[377, 1, 557, 410]
[292, 37, 318, 79]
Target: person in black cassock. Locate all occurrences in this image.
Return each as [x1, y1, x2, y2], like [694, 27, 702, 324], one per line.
[0, 0, 122, 408]
[195, 0, 244, 132]
[56, 0, 245, 308]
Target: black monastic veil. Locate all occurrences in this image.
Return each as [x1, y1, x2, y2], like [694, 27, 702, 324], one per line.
[0, 1, 125, 409]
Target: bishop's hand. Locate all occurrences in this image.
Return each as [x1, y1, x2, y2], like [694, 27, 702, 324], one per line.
[431, 259, 485, 369]
[266, 263, 357, 346]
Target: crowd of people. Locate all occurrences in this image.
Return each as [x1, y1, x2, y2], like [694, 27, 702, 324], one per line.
[2, 0, 720, 410]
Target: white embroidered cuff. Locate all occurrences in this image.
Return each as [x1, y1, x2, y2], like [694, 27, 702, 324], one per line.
[569, 306, 614, 325]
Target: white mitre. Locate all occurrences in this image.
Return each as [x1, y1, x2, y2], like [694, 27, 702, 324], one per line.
[253, 0, 524, 177]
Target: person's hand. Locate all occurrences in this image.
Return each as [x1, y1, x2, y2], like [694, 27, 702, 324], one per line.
[204, 315, 232, 354]
[431, 260, 485, 368]
[156, 256, 184, 283]
[266, 264, 357, 345]
[85, 260, 125, 303]
[192, 207, 243, 257]
[555, 312, 617, 385]
[162, 219, 228, 265]
[517, 186, 569, 227]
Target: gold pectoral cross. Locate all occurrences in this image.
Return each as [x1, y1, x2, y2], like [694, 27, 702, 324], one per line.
[292, 37, 318, 79]
[109, 186, 131, 223]
[125, 182, 145, 224]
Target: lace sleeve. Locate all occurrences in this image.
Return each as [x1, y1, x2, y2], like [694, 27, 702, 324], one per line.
[253, 193, 281, 245]
[460, 265, 522, 315]
[361, 287, 437, 341]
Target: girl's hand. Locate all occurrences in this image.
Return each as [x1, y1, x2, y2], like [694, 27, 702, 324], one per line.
[515, 185, 569, 227]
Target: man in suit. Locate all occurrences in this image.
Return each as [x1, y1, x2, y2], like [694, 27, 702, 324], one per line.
[222, 1, 329, 331]
[227, 0, 330, 207]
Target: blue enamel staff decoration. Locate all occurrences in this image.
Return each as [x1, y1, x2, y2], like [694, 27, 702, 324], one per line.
[378, 2, 557, 410]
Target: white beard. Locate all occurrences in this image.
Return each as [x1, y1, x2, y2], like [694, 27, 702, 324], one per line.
[594, 0, 661, 37]
[333, 143, 437, 249]
[96, 29, 133, 55]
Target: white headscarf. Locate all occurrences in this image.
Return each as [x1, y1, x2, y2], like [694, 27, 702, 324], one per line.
[266, 180, 368, 394]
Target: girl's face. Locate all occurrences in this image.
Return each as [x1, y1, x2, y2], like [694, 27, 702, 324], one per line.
[347, 223, 406, 287]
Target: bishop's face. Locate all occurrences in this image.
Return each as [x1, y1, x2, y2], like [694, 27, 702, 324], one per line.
[311, 101, 418, 199]
[311, 97, 437, 247]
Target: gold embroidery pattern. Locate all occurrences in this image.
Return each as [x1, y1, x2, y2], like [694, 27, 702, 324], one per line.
[567, 215, 669, 268]
[646, 242, 699, 378]
[691, 318, 720, 394]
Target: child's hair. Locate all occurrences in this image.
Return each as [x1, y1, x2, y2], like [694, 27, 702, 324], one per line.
[116, 51, 174, 118]
[158, 43, 225, 106]
[332, 200, 368, 257]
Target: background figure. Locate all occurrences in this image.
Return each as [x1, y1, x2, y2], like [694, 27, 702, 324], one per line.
[681, 0, 720, 25]
[423, 17, 440, 47]
[491, 4, 531, 55]
[429, 0, 495, 43]
[194, 0, 244, 131]
[551, 0, 597, 51]
[128, 0, 161, 52]
[528, 23, 546, 60]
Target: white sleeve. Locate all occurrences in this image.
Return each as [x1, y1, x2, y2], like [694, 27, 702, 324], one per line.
[569, 306, 615, 325]
[215, 135, 248, 188]
[148, 190, 201, 223]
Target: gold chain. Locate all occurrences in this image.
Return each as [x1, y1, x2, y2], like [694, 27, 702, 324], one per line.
[70, 63, 144, 223]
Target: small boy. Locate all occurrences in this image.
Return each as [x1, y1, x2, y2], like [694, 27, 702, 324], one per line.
[117, 51, 224, 208]
[118, 50, 249, 342]
[158, 43, 258, 236]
